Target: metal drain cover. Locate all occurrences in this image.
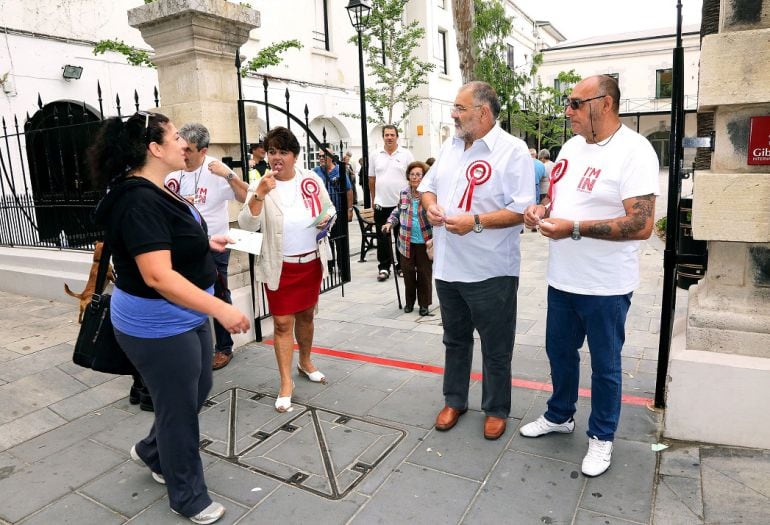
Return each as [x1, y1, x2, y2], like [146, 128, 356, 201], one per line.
[199, 387, 405, 499]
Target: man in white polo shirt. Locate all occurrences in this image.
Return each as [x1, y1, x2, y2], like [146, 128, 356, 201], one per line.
[419, 81, 535, 441]
[369, 125, 414, 281]
[165, 123, 249, 370]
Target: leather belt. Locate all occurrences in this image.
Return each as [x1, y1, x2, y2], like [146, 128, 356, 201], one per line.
[283, 251, 320, 263]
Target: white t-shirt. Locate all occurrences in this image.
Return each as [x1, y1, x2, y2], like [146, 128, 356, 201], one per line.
[547, 125, 660, 295]
[370, 146, 415, 207]
[164, 155, 235, 236]
[418, 124, 535, 282]
[273, 176, 318, 256]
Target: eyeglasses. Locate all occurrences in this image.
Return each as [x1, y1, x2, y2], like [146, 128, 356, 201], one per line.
[452, 104, 483, 113]
[563, 95, 606, 110]
[408, 172, 423, 178]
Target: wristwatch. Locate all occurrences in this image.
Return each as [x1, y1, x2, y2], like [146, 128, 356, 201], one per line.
[571, 221, 581, 240]
[473, 214, 484, 233]
[226, 172, 235, 182]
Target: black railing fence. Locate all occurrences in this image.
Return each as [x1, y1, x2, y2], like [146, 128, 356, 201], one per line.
[0, 82, 161, 251]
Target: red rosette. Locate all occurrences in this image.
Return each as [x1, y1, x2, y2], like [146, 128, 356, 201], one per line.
[457, 160, 492, 212]
[301, 177, 322, 217]
[548, 158, 568, 207]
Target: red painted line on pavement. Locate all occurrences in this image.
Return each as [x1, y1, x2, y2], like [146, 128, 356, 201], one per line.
[263, 340, 653, 407]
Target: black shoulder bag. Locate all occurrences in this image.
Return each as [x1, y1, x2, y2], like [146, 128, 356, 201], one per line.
[72, 241, 136, 375]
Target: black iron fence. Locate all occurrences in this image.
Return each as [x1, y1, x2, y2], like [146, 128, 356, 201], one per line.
[0, 83, 160, 251]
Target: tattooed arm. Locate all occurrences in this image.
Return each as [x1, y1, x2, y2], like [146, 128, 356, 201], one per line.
[537, 194, 656, 241]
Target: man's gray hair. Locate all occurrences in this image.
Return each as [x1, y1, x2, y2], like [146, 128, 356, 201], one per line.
[344, 150, 353, 157]
[538, 148, 551, 160]
[179, 123, 211, 150]
[466, 81, 501, 119]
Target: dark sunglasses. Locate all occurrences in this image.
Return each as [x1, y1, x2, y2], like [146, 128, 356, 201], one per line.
[135, 110, 156, 129]
[563, 94, 606, 110]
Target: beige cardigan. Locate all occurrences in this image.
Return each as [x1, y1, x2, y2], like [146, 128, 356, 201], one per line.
[237, 167, 336, 291]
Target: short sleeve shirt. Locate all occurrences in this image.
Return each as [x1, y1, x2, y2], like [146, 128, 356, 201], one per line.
[418, 124, 535, 282]
[547, 125, 660, 295]
[370, 146, 415, 207]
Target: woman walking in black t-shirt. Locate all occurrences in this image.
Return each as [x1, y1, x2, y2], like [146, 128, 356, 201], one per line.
[90, 111, 249, 524]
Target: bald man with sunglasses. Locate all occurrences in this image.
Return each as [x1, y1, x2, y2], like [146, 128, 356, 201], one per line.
[521, 75, 659, 477]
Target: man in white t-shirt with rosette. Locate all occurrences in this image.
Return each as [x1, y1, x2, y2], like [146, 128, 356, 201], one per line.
[521, 75, 659, 477]
[165, 123, 249, 370]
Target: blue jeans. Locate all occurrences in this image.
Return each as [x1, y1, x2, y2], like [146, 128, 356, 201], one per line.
[211, 250, 233, 354]
[435, 276, 518, 418]
[544, 286, 632, 441]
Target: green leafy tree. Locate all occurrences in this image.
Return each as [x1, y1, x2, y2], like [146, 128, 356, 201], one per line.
[241, 40, 303, 77]
[93, 40, 155, 68]
[355, 0, 435, 126]
[514, 69, 582, 149]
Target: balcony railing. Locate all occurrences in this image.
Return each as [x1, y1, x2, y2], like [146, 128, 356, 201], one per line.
[619, 95, 698, 113]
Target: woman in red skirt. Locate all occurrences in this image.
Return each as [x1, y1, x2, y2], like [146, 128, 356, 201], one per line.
[238, 127, 336, 412]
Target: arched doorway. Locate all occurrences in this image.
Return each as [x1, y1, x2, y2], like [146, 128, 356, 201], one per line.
[24, 101, 103, 247]
[646, 130, 670, 168]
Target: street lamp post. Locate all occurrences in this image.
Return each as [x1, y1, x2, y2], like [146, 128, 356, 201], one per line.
[346, 0, 372, 209]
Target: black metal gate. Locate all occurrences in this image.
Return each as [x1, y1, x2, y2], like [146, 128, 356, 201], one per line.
[0, 83, 160, 251]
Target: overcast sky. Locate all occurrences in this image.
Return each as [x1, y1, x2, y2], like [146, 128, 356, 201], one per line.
[514, 0, 703, 42]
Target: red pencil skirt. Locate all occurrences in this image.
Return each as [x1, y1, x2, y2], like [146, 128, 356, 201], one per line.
[266, 259, 323, 315]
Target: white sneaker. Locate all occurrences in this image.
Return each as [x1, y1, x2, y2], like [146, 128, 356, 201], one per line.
[129, 445, 165, 485]
[174, 502, 226, 525]
[519, 415, 575, 437]
[581, 436, 613, 477]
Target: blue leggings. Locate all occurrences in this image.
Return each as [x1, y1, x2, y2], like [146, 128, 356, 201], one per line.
[115, 321, 214, 517]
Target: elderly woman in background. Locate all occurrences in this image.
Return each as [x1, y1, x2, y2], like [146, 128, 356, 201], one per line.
[91, 111, 250, 524]
[239, 127, 335, 413]
[382, 161, 433, 316]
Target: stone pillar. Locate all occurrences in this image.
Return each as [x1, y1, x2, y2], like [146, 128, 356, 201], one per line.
[664, 1, 770, 448]
[128, 0, 266, 347]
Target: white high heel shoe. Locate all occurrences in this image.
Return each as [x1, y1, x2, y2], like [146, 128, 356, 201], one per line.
[275, 381, 295, 413]
[297, 364, 327, 384]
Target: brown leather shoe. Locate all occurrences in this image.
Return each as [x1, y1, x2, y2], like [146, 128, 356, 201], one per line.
[484, 416, 507, 440]
[434, 406, 468, 431]
[212, 351, 232, 370]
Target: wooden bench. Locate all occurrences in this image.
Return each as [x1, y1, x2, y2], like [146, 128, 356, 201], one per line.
[353, 205, 377, 262]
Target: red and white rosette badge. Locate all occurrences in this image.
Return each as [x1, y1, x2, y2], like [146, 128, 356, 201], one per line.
[301, 178, 322, 217]
[166, 178, 180, 194]
[458, 160, 492, 212]
[548, 159, 568, 209]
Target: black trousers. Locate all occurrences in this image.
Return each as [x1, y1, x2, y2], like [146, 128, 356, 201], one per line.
[435, 276, 519, 418]
[115, 322, 214, 518]
[400, 243, 432, 308]
[374, 205, 397, 272]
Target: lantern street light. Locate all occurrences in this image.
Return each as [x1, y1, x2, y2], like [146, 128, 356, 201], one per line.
[346, 0, 372, 209]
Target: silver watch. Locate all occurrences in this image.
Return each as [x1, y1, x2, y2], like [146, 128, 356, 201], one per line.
[473, 214, 484, 233]
[571, 221, 581, 240]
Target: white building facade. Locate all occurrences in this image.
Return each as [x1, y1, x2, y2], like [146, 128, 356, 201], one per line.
[0, 0, 563, 170]
[536, 26, 701, 167]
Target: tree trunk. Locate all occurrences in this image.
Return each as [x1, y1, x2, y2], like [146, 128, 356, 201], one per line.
[452, 0, 475, 84]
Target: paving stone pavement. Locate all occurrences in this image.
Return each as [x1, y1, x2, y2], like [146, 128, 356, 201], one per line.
[0, 180, 769, 523]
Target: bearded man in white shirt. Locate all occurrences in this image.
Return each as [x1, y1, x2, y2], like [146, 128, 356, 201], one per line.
[419, 81, 535, 441]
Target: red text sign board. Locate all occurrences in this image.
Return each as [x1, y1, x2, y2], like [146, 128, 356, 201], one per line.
[748, 116, 770, 165]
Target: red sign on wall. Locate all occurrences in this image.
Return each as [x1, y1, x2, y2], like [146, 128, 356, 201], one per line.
[748, 116, 770, 165]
